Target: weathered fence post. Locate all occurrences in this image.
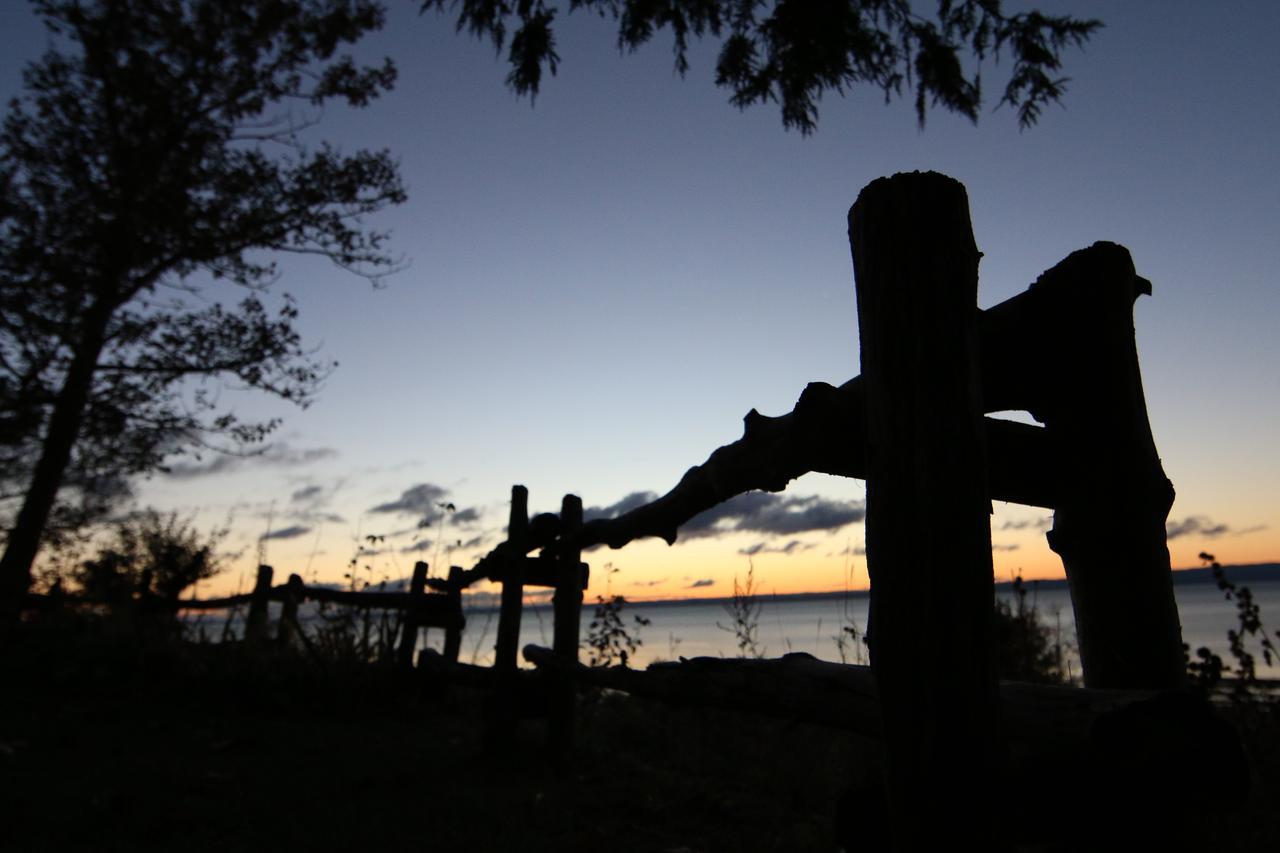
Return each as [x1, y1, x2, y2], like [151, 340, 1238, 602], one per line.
[550, 494, 584, 762]
[244, 564, 274, 645]
[1020, 245, 1184, 689]
[488, 486, 529, 751]
[276, 573, 305, 647]
[443, 565, 464, 662]
[849, 172, 999, 849]
[494, 485, 529, 674]
[398, 561, 429, 669]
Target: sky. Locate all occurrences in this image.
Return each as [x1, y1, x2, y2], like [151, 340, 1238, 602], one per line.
[3, 1, 1278, 601]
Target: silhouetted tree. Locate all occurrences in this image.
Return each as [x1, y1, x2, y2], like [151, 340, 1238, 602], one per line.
[423, 0, 1101, 133]
[0, 0, 406, 619]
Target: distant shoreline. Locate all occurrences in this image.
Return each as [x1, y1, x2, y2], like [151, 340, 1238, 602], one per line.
[613, 562, 1280, 611]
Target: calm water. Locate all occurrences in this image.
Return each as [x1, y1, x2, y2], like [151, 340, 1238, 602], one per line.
[442, 579, 1280, 677]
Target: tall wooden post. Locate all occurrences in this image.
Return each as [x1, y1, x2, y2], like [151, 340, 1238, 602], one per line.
[494, 485, 528, 674]
[443, 565, 464, 662]
[277, 573, 305, 648]
[244, 564, 274, 645]
[1007, 244, 1184, 688]
[849, 172, 999, 849]
[553, 495, 584, 662]
[398, 561, 429, 669]
[550, 494, 584, 762]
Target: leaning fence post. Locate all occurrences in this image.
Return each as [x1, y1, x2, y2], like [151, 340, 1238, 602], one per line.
[443, 565, 464, 662]
[1028, 245, 1184, 689]
[488, 486, 529, 751]
[849, 172, 999, 849]
[244, 564, 274, 645]
[550, 494, 584, 762]
[277, 573, 305, 647]
[494, 485, 529, 674]
[398, 561, 429, 669]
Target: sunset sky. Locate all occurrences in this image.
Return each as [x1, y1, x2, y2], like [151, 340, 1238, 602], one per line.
[3, 1, 1278, 601]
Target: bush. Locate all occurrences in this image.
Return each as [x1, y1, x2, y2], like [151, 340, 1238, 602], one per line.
[74, 509, 227, 612]
[993, 576, 1069, 684]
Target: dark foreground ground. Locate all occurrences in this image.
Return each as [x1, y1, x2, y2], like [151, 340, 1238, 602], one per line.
[2, 625, 1277, 852]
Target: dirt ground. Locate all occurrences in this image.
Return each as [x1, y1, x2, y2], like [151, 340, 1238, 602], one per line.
[2, 625, 1275, 852]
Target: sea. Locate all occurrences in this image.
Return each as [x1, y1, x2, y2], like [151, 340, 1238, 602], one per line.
[446, 567, 1280, 677]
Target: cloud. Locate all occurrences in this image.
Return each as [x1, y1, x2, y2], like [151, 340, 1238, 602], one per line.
[682, 492, 865, 538]
[291, 484, 324, 503]
[399, 539, 434, 554]
[999, 517, 1051, 531]
[584, 491, 659, 521]
[259, 525, 312, 541]
[991, 543, 1021, 552]
[370, 483, 448, 515]
[451, 507, 482, 525]
[687, 579, 714, 589]
[285, 481, 346, 526]
[164, 444, 338, 479]
[737, 539, 814, 556]
[368, 482, 483, 529]
[630, 578, 668, 588]
[1166, 516, 1231, 540]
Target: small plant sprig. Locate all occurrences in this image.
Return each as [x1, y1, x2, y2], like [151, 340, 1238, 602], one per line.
[584, 564, 651, 668]
[993, 574, 1071, 684]
[717, 559, 764, 659]
[1186, 552, 1280, 706]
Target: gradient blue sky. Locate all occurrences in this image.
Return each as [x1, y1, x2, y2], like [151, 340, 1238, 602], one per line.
[3, 1, 1278, 598]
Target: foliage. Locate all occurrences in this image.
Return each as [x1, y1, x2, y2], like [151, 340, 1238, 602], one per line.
[992, 574, 1069, 684]
[74, 509, 229, 604]
[585, 563, 650, 667]
[585, 594, 651, 667]
[717, 559, 763, 658]
[307, 588, 405, 665]
[832, 618, 866, 666]
[301, 533, 405, 664]
[0, 0, 406, 608]
[832, 546, 867, 665]
[1185, 552, 1280, 709]
[423, 0, 1101, 133]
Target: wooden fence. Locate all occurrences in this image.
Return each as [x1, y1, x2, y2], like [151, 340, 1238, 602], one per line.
[19, 171, 1241, 849]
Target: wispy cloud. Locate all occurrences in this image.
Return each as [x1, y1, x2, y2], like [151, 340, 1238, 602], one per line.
[368, 482, 483, 530]
[1167, 515, 1231, 540]
[259, 524, 312, 541]
[683, 492, 865, 538]
[280, 480, 347, 527]
[992, 543, 1021, 552]
[291, 484, 324, 503]
[587, 490, 864, 540]
[737, 539, 814, 556]
[584, 491, 659, 521]
[164, 444, 338, 479]
[826, 543, 867, 558]
[687, 578, 715, 589]
[999, 517, 1051, 531]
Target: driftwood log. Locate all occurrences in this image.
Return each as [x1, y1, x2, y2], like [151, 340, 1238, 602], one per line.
[573, 246, 1163, 553]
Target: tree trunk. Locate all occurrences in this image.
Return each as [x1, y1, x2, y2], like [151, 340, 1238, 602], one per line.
[0, 303, 113, 623]
[848, 172, 1000, 851]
